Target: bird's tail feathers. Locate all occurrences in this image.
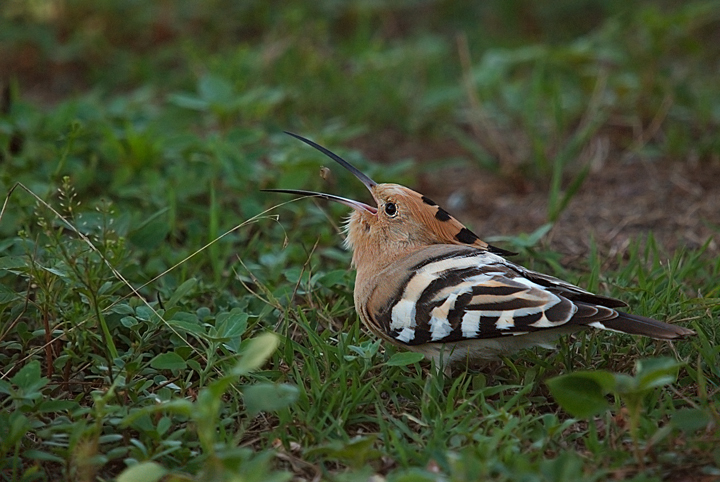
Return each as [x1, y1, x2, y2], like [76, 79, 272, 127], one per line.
[592, 311, 695, 340]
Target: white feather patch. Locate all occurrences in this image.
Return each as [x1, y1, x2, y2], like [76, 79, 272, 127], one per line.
[588, 321, 626, 334]
[429, 315, 453, 341]
[395, 326, 416, 343]
[430, 273, 494, 303]
[496, 311, 516, 330]
[391, 299, 417, 330]
[428, 292, 459, 341]
[461, 311, 481, 338]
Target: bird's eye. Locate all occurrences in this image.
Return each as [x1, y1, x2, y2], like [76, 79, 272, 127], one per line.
[384, 202, 397, 217]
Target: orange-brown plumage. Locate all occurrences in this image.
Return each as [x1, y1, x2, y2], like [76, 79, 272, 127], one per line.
[266, 133, 696, 368]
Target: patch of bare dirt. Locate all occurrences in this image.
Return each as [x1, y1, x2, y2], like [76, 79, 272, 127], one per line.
[422, 159, 720, 265]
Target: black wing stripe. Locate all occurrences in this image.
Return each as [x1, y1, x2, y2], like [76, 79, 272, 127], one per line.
[465, 295, 548, 312]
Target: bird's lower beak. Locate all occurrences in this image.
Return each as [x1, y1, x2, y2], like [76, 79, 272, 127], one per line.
[262, 189, 378, 215]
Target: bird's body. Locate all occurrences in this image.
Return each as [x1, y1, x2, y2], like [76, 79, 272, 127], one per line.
[267, 133, 695, 367]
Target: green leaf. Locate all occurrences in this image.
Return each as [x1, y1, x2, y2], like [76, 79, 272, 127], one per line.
[306, 435, 381, 469]
[24, 449, 65, 463]
[635, 357, 681, 392]
[167, 93, 208, 111]
[117, 461, 168, 482]
[0, 255, 28, 271]
[212, 309, 249, 340]
[120, 316, 138, 328]
[546, 371, 616, 418]
[167, 318, 206, 338]
[612, 373, 637, 394]
[128, 217, 170, 249]
[120, 400, 194, 428]
[198, 74, 233, 105]
[0, 284, 18, 303]
[166, 278, 197, 309]
[315, 269, 350, 288]
[386, 352, 425, 366]
[0, 379, 11, 396]
[0, 412, 30, 447]
[11, 360, 48, 393]
[243, 383, 299, 417]
[150, 352, 187, 371]
[37, 400, 78, 413]
[110, 303, 135, 315]
[231, 332, 279, 376]
[672, 408, 712, 432]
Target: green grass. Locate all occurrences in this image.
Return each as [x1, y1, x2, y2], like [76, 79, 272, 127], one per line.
[1, 1, 719, 481]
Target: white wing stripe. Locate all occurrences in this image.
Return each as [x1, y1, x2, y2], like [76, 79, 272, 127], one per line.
[429, 292, 459, 341]
[461, 311, 481, 338]
[391, 299, 417, 330]
[496, 311, 515, 330]
[395, 326, 416, 342]
[430, 274, 495, 303]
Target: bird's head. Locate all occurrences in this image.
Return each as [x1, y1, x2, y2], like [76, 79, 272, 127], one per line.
[265, 132, 512, 273]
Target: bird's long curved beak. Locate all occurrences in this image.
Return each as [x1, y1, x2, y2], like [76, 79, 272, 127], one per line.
[262, 132, 379, 214]
[262, 188, 377, 214]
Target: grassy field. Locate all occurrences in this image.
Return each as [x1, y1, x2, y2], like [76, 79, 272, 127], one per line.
[1, 1, 719, 481]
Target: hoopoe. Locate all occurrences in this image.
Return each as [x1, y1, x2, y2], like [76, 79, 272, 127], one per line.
[266, 132, 696, 368]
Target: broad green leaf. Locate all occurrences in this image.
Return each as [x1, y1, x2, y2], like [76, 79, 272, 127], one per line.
[546, 371, 616, 418]
[1, 412, 30, 447]
[24, 449, 65, 463]
[0, 256, 28, 270]
[111, 304, 135, 315]
[128, 217, 170, 249]
[243, 383, 299, 417]
[11, 360, 48, 393]
[386, 352, 425, 366]
[166, 278, 197, 309]
[198, 74, 233, 105]
[392, 469, 438, 482]
[612, 373, 637, 394]
[212, 309, 249, 340]
[167, 93, 208, 111]
[635, 357, 682, 391]
[167, 318, 206, 338]
[315, 269, 350, 288]
[231, 332, 279, 376]
[306, 435, 381, 469]
[120, 400, 194, 427]
[120, 316, 138, 328]
[117, 461, 168, 482]
[0, 379, 11, 396]
[150, 352, 187, 371]
[672, 408, 712, 432]
[37, 400, 78, 413]
[0, 284, 18, 303]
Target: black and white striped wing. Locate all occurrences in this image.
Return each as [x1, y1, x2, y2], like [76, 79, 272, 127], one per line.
[368, 245, 618, 345]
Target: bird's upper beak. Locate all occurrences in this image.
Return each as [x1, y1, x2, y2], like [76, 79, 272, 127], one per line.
[262, 132, 379, 215]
